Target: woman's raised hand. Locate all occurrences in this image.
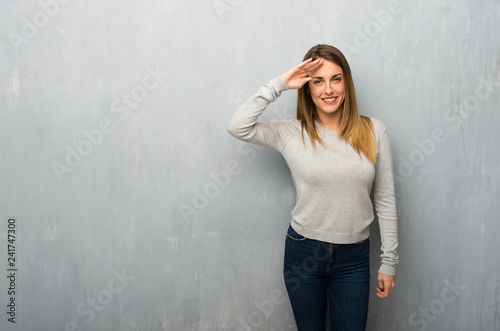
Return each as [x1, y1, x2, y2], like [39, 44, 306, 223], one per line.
[281, 57, 324, 90]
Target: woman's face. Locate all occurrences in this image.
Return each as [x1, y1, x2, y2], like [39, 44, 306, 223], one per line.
[308, 59, 345, 121]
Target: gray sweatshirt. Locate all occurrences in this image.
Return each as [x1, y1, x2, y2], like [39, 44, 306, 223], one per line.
[227, 76, 399, 276]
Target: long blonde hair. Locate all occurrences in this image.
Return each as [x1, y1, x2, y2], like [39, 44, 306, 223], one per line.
[297, 44, 377, 166]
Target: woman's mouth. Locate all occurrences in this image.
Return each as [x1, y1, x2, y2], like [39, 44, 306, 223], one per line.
[322, 97, 338, 104]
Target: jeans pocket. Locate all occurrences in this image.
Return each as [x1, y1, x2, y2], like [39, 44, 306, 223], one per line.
[286, 224, 308, 242]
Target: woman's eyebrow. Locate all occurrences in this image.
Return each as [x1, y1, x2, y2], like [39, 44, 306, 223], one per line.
[312, 73, 343, 79]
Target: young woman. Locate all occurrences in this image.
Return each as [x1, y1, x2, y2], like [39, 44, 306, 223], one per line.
[227, 44, 398, 330]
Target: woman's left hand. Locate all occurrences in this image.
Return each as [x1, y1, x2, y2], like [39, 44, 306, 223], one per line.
[376, 273, 395, 298]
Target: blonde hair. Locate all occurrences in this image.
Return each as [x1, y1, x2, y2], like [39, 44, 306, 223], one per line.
[297, 44, 377, 166]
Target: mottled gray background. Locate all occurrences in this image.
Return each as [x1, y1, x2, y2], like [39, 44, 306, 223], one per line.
[1, 0, 499, 330]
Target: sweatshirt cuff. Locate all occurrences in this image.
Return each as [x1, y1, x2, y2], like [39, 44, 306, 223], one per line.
[269, 76, 289, 94]
[378, 264, 396, 277]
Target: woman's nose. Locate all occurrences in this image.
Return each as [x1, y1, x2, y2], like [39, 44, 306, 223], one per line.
[325, 82, 333, 94]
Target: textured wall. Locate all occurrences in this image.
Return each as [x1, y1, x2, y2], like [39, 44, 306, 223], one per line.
[1, 0, 499, 330]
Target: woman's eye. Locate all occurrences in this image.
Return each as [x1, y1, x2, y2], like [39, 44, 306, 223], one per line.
[313, 80, 322, 85]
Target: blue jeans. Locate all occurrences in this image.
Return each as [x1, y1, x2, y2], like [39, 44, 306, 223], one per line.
[283, 224, 370, 331]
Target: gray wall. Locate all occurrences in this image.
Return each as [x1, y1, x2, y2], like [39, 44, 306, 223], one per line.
[1, 0, 499, 330]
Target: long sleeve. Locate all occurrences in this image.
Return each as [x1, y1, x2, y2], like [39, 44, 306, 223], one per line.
[227, 76, 295, 152]
[227, 77, 400, 275]
[373, 128, 399, 276]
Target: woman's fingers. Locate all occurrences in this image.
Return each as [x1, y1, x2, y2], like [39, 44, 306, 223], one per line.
[376, 273, 396, 298]
[297, 57, 324, 75]
[282, 57, 324, 89]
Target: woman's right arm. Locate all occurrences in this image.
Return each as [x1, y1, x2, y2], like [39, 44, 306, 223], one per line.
[226, 76, 289, 149]
[227, 58, 324, 150]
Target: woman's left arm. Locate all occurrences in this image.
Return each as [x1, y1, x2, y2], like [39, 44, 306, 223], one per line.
[373, 126, 399, 298]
